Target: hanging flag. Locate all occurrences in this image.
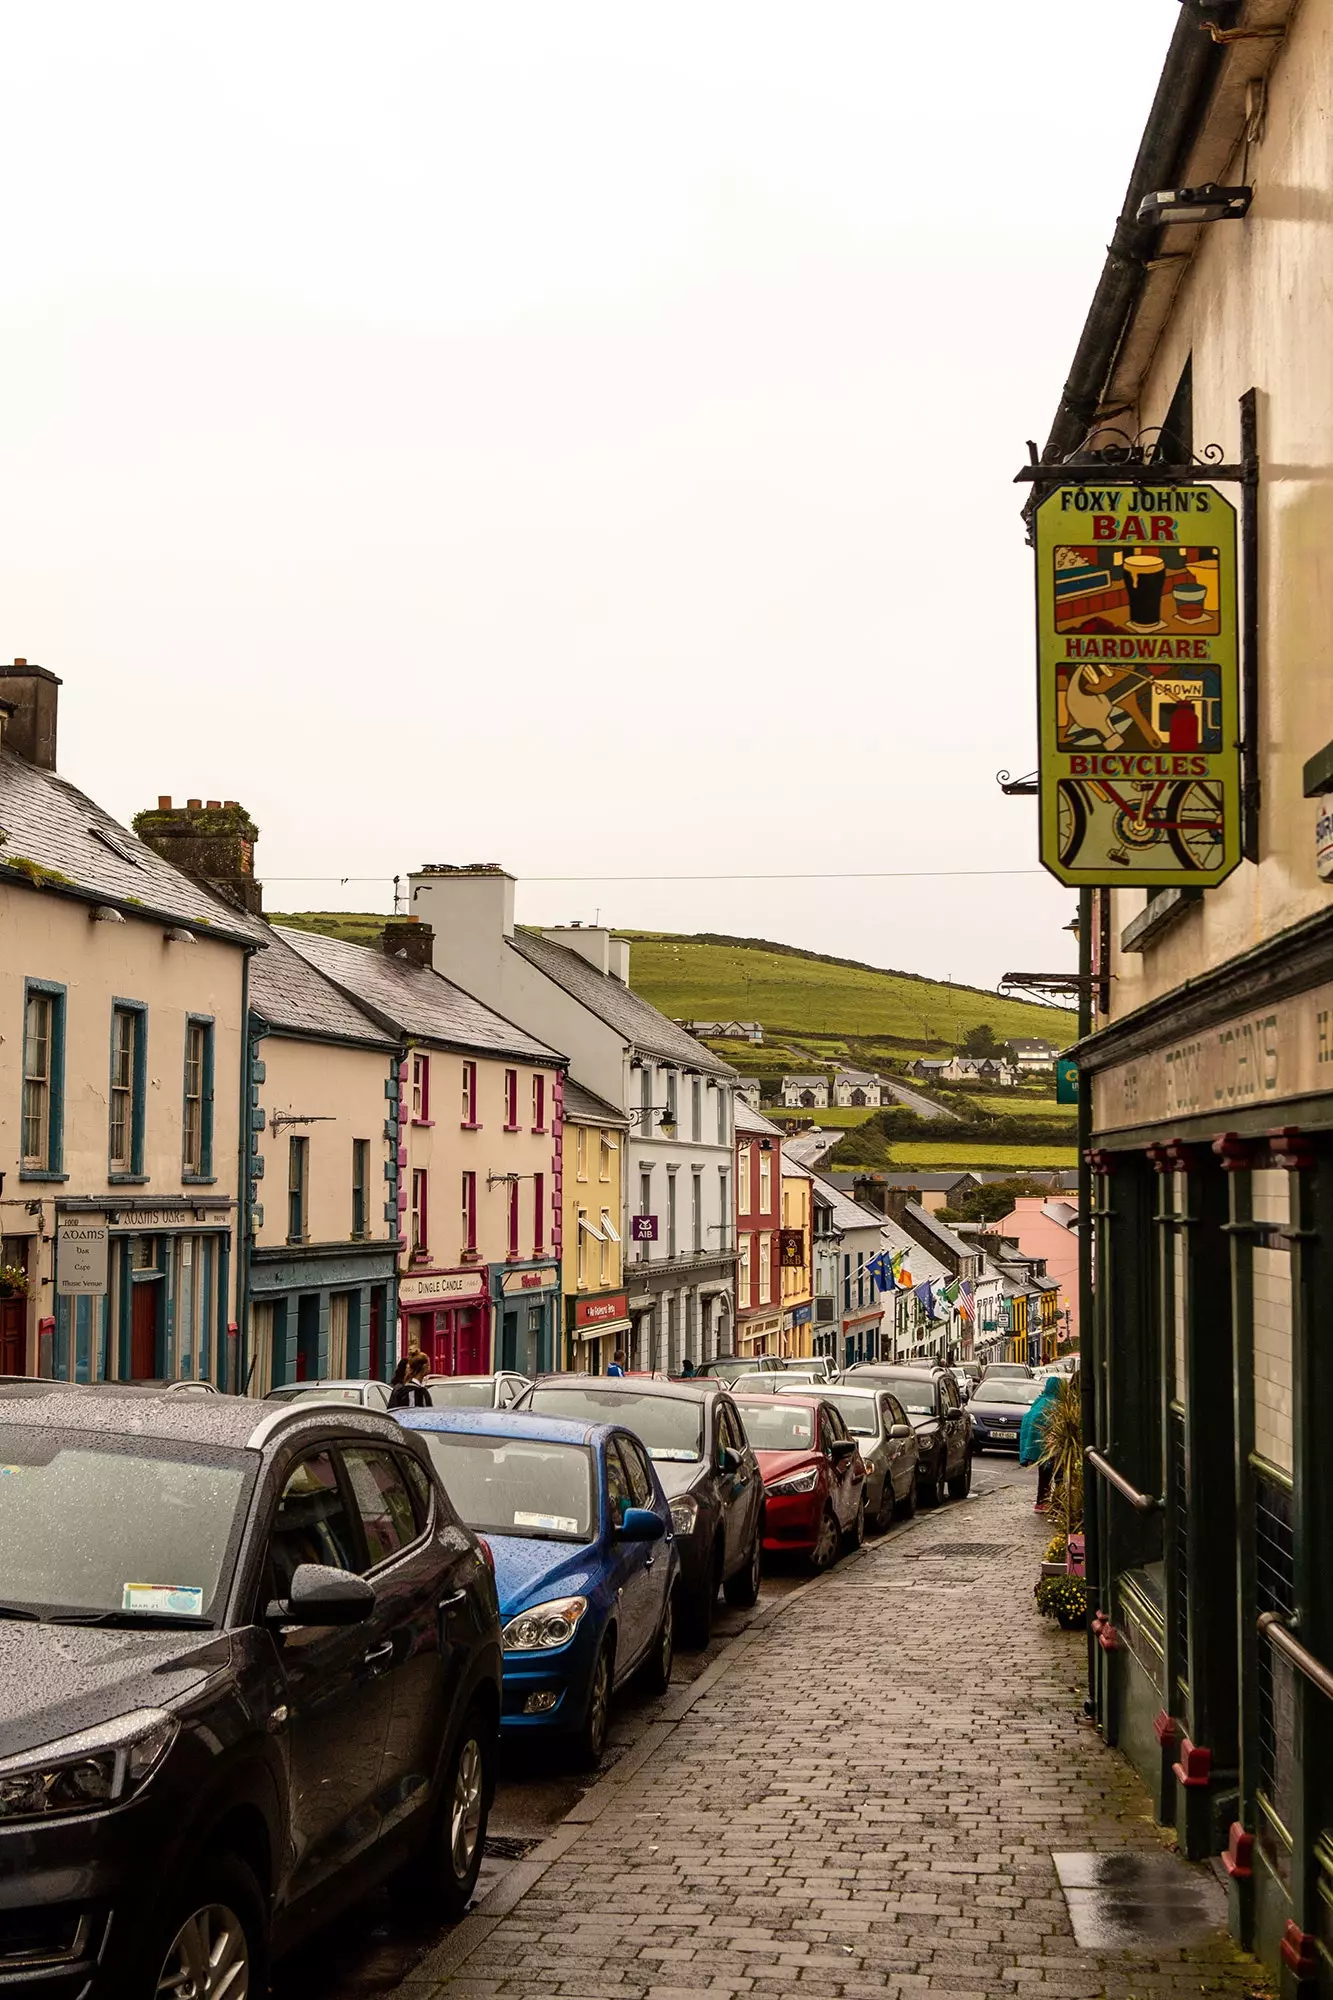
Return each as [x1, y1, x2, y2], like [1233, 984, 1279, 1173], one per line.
[943, 1278, 961, 1305]
[958, 1279, 975, 1322]
[913, 1279, 934, 1314]
[865, 1251, 891, 1290]
[892, 1247, 913, 1289]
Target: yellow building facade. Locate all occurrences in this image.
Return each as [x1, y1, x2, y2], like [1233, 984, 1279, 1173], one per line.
[779, 1162, 814, 1358]
[560, 1079, 630, 1372]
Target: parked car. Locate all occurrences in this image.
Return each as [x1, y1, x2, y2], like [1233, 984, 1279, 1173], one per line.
[424, 1372, 532, 1409]
[400, 1407, 678, 1765]
[844, 1364, 973, 1505]
[0, 1383, 501, 1997]
[968, 1376, 1046, 1453]
[695, 1354, 782, 1383]
[780, 1356, 838, 1382]
[780, 1382, 918, 1531]
[980, 1361, 1033, 1381]
[265, 1377, 392, 1410]
[951, 1360, 983, 1391]
[516, 1378, 762, 1645]
[733, 1391, 867, 1569]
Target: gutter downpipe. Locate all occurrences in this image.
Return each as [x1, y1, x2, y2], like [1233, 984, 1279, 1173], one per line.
[1042, 2, 1230, 463]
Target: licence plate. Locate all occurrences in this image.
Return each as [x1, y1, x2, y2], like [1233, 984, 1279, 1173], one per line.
[993, 1428, 1017, 1440]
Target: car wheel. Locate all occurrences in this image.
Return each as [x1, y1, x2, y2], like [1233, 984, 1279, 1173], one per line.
[920, 1462, 945, 1508]
[723, 1523, 763, 1608]
[947, 1452, 974, 1501]
[575, 1635, 615, 1768]
[895, 1474, 917, 1520]
[391, 1697, 494, 1918]
[810, 1506, 840, 1571]
[873, 1483, 893, 1535]
[842, 1493, 867, 1553]
[682, 1545, 722, 1647]
[640, 1589, 675, 1695]
[150, 1851, 267, 2000]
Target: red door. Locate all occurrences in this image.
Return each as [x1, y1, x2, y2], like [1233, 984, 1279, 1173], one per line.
[457, 1306, 486, 1375]
[130, 1284, 158, 1379]
[0, 1300, 24, 1376]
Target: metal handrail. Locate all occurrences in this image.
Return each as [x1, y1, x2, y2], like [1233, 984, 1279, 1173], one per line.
[1085, 1447, 1161, 1514]
[1258, 1612, 1333, 1705]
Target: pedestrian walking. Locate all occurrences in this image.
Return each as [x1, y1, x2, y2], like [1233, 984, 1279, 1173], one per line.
[1020, 1375, 1061, 1511]
[680, 1356, 696, 1378]
[388, 1351, 433, 1409]
[606, 1347, 627, 1377]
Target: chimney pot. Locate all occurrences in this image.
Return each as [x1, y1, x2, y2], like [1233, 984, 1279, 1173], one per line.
[205, 799, 221, 810]
[187, 799, 202, 810]
[12, 657, 26, 666]
[0, 659, 61, 770]
[158, 795, 172, 809]
[133, 794, 263, 916]
[224, 800, 238, 808]
[381, 918, 435, 967]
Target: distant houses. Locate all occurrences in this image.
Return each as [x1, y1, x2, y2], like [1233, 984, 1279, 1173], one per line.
[681, 1019, 764, 1044]
[908, 1056, 1020, 1086]
[781, 1068, 889, 1109]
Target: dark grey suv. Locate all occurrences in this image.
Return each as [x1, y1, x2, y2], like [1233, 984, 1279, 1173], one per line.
[518, 1377, 764, 1644]
[845, 1364, 973, 1505]
[0, 1382, 501, 1996]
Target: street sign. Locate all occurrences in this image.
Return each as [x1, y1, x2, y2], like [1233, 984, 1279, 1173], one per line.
[1035, 482, 1241, 888]
[56, 1222, 108, 1295]
[1055, 1056, 1080, 1105]
[631, 1215, 658, 1242]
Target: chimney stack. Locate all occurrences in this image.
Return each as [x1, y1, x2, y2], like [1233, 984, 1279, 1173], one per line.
[132, 798, 264, 916]
[0, 660, 61, 770]
[381, 917, 436, 968]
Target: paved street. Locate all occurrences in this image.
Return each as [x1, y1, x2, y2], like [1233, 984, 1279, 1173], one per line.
[278, 1458, 1267, 2000]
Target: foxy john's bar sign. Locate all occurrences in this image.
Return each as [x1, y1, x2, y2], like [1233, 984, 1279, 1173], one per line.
[1035, 482, 1240, 888]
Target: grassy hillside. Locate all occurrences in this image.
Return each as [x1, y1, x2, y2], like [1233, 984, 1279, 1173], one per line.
[884, 1140, 1079, 1170]
[619, 932, 1072, 1053]
[275, 911, 386, 947]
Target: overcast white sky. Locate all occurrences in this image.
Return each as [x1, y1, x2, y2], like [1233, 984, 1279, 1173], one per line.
[1, 3, 1176, 994]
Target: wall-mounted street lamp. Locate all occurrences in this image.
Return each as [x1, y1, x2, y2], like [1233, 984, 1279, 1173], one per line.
[1136, 183, 1252, 226]
[628, 1106, 677, 1136]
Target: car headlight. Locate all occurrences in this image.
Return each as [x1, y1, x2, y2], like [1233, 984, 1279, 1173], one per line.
[669, 1496, 699, 1535]
[501, 1596, 589, 1652]
[0, 1708, 178, 1821]
[766, 1466, 819, 1496]
[916, 1424, 940, 1441]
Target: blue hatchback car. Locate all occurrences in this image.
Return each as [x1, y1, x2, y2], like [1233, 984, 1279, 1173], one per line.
[400, 1408, 680, 1764]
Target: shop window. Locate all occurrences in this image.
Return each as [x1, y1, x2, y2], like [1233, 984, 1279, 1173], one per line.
[109, 1002, 147, 1177]
[351, 1139, 369, 1239]
[411, 1169, 429, 1258]
[287, 1138, 309, 1244]
[20, 981, 65, 1176]
[182, 1018, 214, 1179]
[461, 1171, 477, 1254]
[460, 1060, 477, 1127]
[1251, 1168, 1293, 1474]
[531, 1073, 546, 1132]
[504, 1068, 519, 1130]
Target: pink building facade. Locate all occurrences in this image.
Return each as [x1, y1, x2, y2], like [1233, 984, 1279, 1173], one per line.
[994, 1197, 1080, 1346]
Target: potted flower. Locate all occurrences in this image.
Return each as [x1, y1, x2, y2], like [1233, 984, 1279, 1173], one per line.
[0, 1264, 30, 1302]
[1033, 1375, 1088, 1629]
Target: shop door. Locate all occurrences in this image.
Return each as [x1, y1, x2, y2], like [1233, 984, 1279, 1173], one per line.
[296, 1295, 321, 1380]
[519, 1303, 543, 1379]
[500, 1309, 518, 1372]
[408, 1310, 442, 1373]
[457, 1306, 486, 1374]
[368, 1288, 383, 1379]
[130, 1283, 159, 1378]
[0, 1300, 25, 1375]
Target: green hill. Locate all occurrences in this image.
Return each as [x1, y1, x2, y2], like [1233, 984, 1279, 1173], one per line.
[271, 917, 1073, 1060]
[617, 931, 1073, 1056]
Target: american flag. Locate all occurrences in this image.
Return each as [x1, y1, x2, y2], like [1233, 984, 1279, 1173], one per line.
[957, 1279, 975, 1323]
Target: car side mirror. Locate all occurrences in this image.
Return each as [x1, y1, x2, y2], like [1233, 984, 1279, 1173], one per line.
[889, 1422, 913, 1440]
[829, 1438, 857, 1462]
[617, 1506, 666, 1542]
[719, 1445, 743, 1474]
[265, 1563, 374, 1627]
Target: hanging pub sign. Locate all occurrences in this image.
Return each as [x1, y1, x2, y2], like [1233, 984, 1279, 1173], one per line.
[1035, 482, 1241, 887]
[779, 1230, 804, 1266]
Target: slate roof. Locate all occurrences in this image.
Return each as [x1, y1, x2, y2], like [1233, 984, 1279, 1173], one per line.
[808, 1169, 886, 1236]
[562, 1077, 630, 1129]
[735, 1102, 783, 1138]
[508, 931, 736, 1079]
[247, 927, 396, 1049]
[0, 746, 254, 942]
[902, 1202, 976, 1265]
[279, 927, 563, 1065]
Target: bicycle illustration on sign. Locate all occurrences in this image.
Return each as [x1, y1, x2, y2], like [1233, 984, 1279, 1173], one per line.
[1056, 776, 1225, 873]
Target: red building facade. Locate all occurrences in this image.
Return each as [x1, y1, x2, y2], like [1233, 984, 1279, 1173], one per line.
[734, 1104, 783, 1353]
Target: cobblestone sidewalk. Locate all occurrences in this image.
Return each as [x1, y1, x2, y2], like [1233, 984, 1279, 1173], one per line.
[407, 1467, 1267, 1999]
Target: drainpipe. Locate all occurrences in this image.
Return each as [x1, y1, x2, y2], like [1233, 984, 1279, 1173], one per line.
[237, 947, 255, 1393]
[1041, 2, 1229, 461]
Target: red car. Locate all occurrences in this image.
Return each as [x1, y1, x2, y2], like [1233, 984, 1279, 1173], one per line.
[733, 1392, 867, 1570]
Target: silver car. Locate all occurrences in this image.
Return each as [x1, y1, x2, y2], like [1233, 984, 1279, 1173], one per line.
[778, 1381, 918, 1532]
[422, 1371, 532, 1409]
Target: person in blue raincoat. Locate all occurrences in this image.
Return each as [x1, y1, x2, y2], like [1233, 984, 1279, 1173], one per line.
[1020, 1376, 1061, 1512]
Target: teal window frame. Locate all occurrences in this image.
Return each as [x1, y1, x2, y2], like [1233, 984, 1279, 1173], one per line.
[182, 1015, 216, 1183]
[20, 978, 67, 1181]
[108, 999, 149, 1183]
